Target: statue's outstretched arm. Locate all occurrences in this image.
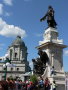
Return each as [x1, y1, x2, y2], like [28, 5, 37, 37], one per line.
[40, 13, 47, 22]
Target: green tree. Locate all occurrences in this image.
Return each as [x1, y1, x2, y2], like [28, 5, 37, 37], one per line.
[30, 75, 38, 85]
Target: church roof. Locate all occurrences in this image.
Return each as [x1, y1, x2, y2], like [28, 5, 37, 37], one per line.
[11, 36, 25, 46]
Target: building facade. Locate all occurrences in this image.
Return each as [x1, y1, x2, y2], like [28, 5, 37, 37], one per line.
[0, 36, 31, 81]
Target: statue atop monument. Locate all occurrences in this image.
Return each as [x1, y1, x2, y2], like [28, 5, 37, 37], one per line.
[40, 6, 57, 28]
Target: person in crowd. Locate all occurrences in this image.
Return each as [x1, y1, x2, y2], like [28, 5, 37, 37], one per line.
[22, 82, 27, 90]
[44, 77, 51, 90]
[27, 81, 34, 90]
[50, 66, 56, 76]
[38, 76, 44, 90]
[0, 80, 9, 90]
[0, 81, 2, 90]
[17, 80, 22, 90]
[15, 78, 20, 90]
[52, 81, 57, 90]
[7, 77, 16, 90]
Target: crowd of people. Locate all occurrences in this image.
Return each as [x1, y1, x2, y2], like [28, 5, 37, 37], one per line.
[0, 77, 56, 90]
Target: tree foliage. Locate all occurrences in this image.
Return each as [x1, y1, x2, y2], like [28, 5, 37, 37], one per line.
[30, 75, 38, 84]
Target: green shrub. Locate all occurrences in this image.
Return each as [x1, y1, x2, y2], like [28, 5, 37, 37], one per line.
[30, 75, 38, 84]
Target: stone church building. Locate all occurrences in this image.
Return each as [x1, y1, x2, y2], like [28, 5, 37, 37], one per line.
[0, 36, 31, 81]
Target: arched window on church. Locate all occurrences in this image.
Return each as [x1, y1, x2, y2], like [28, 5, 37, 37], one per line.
[10, 49, 12, 60]
[11, 68, 13, 71]
[17, 68, 19, 71]
[15, 53, 17, 59]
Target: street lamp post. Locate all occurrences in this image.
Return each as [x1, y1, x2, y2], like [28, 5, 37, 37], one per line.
[3, 65, 7, 80]
[3, 58, 16, 80]
[3, 58, 11, 80]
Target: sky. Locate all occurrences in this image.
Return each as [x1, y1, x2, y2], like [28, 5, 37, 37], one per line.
[0, 0, 68, 71]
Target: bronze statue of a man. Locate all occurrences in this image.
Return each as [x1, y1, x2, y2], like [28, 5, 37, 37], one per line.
[40, 6, 57, 28]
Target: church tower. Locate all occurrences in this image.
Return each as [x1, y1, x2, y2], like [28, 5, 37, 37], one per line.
[8, 36, 28, 63]
[6, 36, 31, 80]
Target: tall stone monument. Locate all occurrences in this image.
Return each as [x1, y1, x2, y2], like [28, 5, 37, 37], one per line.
[36, 6, 67, 90]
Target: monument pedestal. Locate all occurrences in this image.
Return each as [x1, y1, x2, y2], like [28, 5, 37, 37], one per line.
[36, 27, 67, 90]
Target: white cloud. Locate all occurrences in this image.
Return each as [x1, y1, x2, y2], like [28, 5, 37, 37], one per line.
[0, 4, 3, 15]
[64, 50, 68, 56]
[3, 0, 13, 6]
[0, 18, 26, 38]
